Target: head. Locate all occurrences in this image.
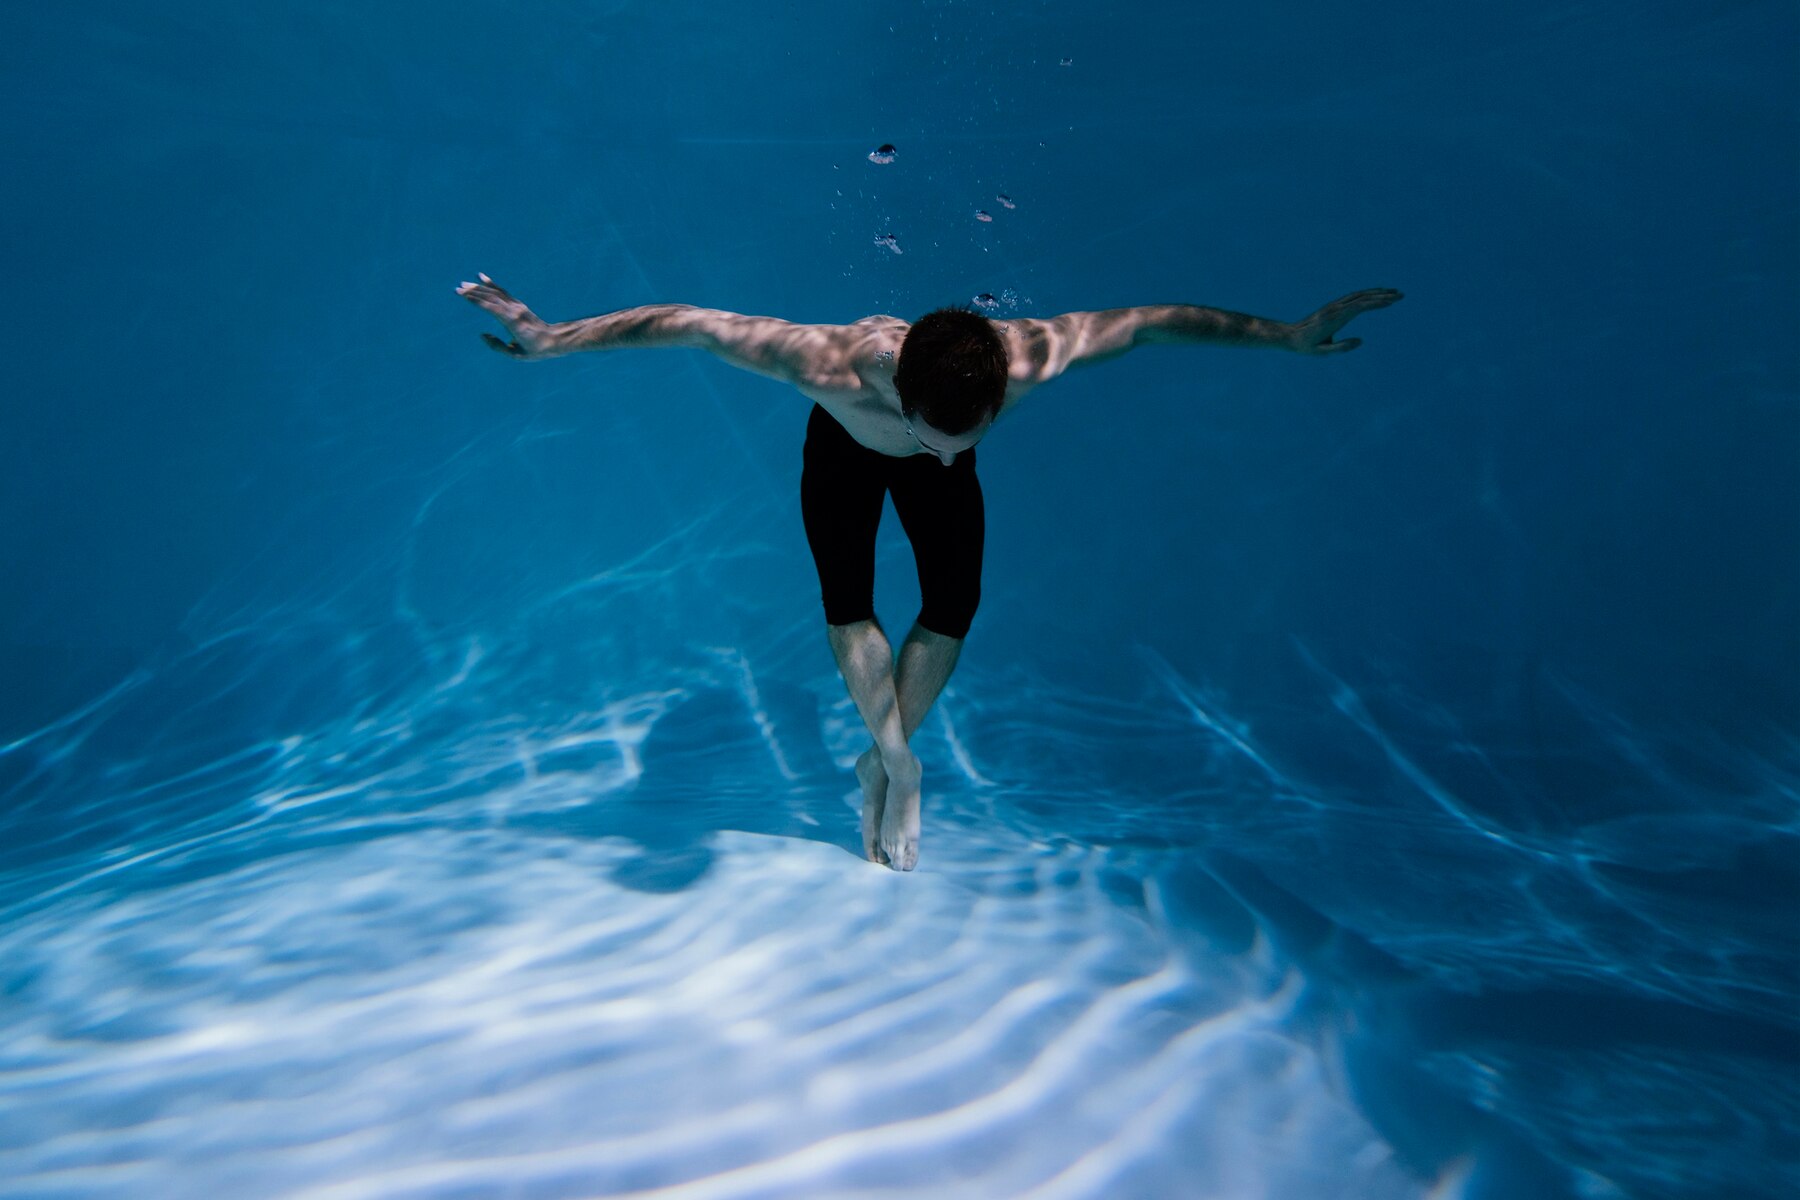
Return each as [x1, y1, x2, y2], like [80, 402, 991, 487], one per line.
[894, 305, 1008, 459]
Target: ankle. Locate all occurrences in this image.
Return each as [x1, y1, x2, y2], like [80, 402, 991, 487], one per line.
[880, 745, 919, 779]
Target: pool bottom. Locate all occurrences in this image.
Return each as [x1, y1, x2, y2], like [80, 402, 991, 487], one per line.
[0, 825, 1421, 1200]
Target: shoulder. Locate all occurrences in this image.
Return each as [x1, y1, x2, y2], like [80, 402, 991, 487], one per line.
[991, 313, 1107, 416]
[993, 317, 1063, 394]
[799, 316, 906, 391]
[848, 314, 910, 357]
[852, 316, 909, 369]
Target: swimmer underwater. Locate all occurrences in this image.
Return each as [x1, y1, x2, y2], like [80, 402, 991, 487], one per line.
[455, 275, 1402, 871]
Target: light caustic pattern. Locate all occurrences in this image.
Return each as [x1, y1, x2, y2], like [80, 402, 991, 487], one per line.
[0, 611, 1420, 1200]
[0, 820, 1411, 1198]
[0, 596, 1795, 1198]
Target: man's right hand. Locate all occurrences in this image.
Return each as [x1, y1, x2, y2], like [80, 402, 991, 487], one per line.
[1287, 288, 1404, 355]
[456, 272, 555, 359]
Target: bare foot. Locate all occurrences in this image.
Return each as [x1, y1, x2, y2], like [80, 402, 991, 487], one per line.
[855, 746, 889, 865]
[879, 749, 921, 871]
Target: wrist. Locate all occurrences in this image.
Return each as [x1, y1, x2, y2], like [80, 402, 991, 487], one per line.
[529, 319, 569, 358]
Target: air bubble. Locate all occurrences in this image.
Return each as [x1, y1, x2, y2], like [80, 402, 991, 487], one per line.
[868, 144, 897, 165]
[973, 293, 999, 311]
[874, 233, 903, 255]
[996, 194, 1016, 210]
[1059, 57, 1072, 67]
[974, 210, 993, 222]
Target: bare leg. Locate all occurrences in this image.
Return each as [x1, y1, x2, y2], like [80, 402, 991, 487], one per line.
[842, 618, 965, 869]
[828, 617, 915, 867]
[894, 621, 964, 737]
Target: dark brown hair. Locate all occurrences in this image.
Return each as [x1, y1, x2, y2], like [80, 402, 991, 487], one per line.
[893, 306, 1008, 436]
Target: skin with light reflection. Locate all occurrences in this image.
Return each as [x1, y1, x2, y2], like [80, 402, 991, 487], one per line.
[457, 275, 1402, 870]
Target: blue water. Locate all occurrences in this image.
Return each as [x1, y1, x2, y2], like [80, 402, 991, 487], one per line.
[3, 2, 1796, 1197]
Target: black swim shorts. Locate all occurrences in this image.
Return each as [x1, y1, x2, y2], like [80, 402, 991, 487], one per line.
[800, 402, 984, 639]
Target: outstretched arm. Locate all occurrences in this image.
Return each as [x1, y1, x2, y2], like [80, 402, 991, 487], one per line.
[1000, 288, 1403, 399]
[454, 273, 850, 389]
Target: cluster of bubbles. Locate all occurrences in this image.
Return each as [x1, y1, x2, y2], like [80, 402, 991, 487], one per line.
[865, 146, 902, 253]
[865, 144, 1021, 227]
[861, 143, 1024, 303]
[974, 193, 1017, 223]
[972, 288, 1024, 313]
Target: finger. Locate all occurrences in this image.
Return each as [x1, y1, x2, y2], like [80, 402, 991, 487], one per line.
[481, 332, 524, 356]
[1322, 337, 1362, 353]
[461, 286, 517, 320]
[1322, 290, 1400, 331]
[461, 274, 508, 298]
[1327, 289, 1401, 315]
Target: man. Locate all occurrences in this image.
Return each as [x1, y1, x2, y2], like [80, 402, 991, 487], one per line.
[455, 273, 1402, 871]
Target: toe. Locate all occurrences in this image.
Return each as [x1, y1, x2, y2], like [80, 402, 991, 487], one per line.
[883, 837, 916, 871]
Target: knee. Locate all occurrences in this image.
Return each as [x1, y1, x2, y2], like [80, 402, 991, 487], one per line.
[826, 614, 883, 650]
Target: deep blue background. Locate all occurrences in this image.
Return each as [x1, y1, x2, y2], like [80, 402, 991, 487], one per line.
[2, 3, 1795, 1198]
